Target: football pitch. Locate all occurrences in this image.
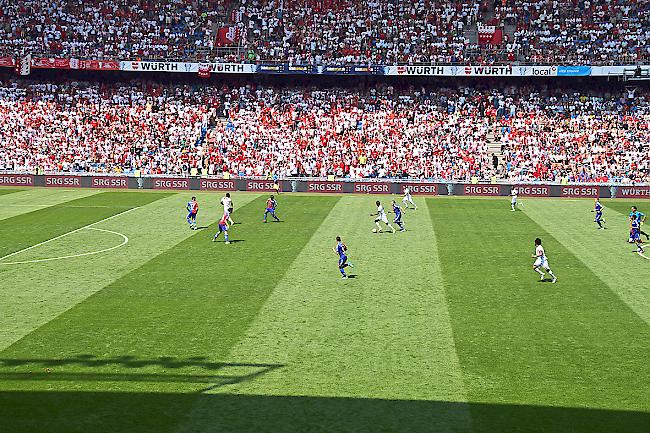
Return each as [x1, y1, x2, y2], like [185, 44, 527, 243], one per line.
[0, 188, 648, 433]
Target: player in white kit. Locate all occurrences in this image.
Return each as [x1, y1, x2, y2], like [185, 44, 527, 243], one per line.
[402, 187, 417, 210]
[220, 193, 234, 225]
[372, 201, 396, 233]
[531, 238, 557, 283]
[510, 187, 522, 211]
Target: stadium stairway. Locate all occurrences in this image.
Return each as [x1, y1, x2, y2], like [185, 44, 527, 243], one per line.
[486, 131, 505, 172]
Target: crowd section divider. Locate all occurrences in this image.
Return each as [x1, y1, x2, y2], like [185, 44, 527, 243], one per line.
[1, 173, 649, 199]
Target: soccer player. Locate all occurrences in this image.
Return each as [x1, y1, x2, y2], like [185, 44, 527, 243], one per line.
[272, 173, 281, 195]
[212, 214, 230, 244]
[591, 198, 605, 229]
[631, 217, 645, 253]
[186, 196, 199, 230]
[391, 200, 406, 232]
[510, 187, 523, 211]
[263, 195, 281, 222]
[333, 236, 354, 279]
[402, 187, 417, 210]
[531, 238, 557, 283]
[371, 200, 396, 233]
[220, 192, 234, 225]
[630, 206, 649, 240]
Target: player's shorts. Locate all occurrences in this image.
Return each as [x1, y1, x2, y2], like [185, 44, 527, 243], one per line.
[187, 212, 197, 219]
[394, 215, 402, 223]
[511, 197, 517, 204]
[375, 215, 389, 224]
[594, 212, 602, 221]
[631, 230, 641, 241]
[265, 207, 275, 213]
[534, 257, 549, 269]
[403, 195, 412, 202]
[218, 223, 228, 232]
[338, 255, 347, 268]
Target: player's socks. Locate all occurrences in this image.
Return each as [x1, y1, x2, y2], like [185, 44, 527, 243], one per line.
[347, 262, 354, 268]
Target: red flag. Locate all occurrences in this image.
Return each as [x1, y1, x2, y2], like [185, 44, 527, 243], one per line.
[478, 26, 503, 45]
[198, 64, 211, 78]
[216, 26, 239, 46]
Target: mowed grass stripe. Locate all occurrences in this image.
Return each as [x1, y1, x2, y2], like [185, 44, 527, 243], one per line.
[524, 199, 650, 325]
[180, 195, 471, 433]
[0, 195, 338, 433]
[0, 191, 167, 257]
[428, 198, 650, 433]
[0, 188, 101, 221]
[0, 192, 258, 352]
[0, 188, 22, 196]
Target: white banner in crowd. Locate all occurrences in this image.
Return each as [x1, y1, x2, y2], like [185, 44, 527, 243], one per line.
[119, 61, 256, 74]
[116, 61, 643, 77]
[385, 65, 558, 76]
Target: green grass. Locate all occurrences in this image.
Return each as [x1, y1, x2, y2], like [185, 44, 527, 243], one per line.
[0, 191, 648, 433]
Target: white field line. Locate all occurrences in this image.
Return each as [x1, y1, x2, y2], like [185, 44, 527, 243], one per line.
[0, 228, 129, 265]
[637, 250, 650, 261]
[0, 207, 139, 262]
[4, 204, 130, 208]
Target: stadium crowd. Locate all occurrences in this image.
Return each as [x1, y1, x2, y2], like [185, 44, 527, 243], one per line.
[0, 77, 648, 183]
[0, 0, 647, 64]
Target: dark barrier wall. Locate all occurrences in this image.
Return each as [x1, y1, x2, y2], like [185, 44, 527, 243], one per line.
[1, 174, 649, 198]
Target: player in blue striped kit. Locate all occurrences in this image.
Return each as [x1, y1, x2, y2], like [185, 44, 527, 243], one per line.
[333, 236, 354, 279]
[391, 200, 406, 232]
[591, 198, 605, 229]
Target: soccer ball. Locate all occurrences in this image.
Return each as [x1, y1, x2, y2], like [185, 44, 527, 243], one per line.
[372, 228, 377, 233]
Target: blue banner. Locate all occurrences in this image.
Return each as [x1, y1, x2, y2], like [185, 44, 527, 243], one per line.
[557, 66, 592, 76]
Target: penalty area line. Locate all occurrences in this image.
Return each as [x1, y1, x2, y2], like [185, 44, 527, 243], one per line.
[637, 250, 650, 261]
[0, 228, 129, 265]
[0, 207, 139, 263]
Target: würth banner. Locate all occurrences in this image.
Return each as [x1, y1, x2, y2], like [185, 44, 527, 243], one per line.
[616, 186, 650, 198]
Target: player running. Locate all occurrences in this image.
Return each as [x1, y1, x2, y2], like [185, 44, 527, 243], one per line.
[531, 238, 557, 283]
[630, 217, 645, 253]
[186, 196, 199, 230]
[630, 206, 648, 241]
[220, 192, 234, 225]
[371, 200, 396, 233]
[333, 236, 354, 279]
[212, 214, 230, 244]
[402, 187, 417, 210]
[510, 187, 523, 211]
[263, 195, 281, 223]
[391, 200, 406, 232]
[591, 198, 605, 229]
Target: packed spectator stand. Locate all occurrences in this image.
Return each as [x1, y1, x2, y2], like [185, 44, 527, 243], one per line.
[1, 0, 648, 65]
[0, 76, 648, 183]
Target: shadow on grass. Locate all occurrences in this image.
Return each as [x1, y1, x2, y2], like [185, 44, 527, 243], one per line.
[0, 356, 281, 393]
[0, 356, 647, 433]
[0, 390, 647, 433]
